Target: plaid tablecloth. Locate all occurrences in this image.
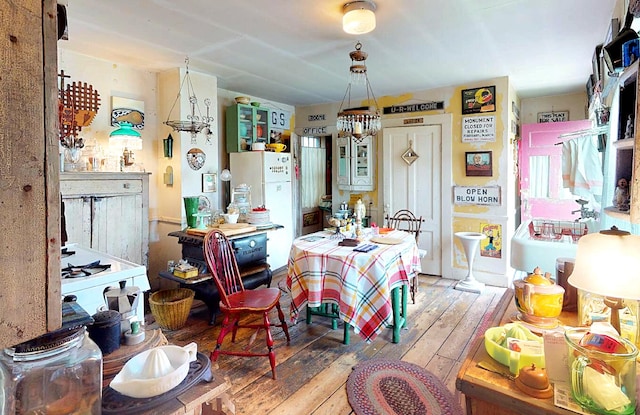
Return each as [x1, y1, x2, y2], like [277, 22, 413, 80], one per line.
[287, 230, 422, 342]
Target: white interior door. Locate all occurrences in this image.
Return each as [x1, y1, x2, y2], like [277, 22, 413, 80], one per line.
[383, 125, 442, 275]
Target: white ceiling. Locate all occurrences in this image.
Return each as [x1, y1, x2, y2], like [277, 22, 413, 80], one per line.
[60, 0, 618, 106]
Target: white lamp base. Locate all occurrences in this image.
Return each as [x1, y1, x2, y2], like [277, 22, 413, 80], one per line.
[455, 278, 485, 294]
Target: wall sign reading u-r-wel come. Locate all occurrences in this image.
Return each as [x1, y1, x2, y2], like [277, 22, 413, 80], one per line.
[453, 186, 501, 205]
[462, 115, 495, 142]
[382, 101, 444, 114]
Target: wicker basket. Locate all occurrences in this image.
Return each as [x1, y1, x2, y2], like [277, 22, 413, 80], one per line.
[149, 288, 195, 330]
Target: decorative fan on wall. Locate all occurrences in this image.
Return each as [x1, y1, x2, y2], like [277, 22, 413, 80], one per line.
[58, 70, 101, 148]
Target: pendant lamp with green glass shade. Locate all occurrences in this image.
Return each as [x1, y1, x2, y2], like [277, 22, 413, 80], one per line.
[109, 121, 142, 150]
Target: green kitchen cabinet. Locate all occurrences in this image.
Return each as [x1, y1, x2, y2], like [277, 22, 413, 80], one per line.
[226, 104, 271, 152]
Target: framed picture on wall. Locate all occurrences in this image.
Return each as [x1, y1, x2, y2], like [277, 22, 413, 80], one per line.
[465, 151, 492, 177]
[202, 173, 217, 193]
[461, 86, 496, 114]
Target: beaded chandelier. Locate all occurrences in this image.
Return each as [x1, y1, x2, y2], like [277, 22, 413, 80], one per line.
[336, 42, 381, 142]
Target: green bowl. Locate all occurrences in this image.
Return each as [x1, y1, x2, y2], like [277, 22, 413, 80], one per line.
[250, 101, 260, 107]
[484, 323, 545, 374]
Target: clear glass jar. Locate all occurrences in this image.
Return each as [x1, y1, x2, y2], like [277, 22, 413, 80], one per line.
[578, 289, 640, 348]
[231, 185, 251, 221]
[0, 327, 103, 414]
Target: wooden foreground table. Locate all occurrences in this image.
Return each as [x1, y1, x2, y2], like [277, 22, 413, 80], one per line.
[456, 289, 577, 415]
[139, 372, 234, 415]
[102, 329, 235, 415]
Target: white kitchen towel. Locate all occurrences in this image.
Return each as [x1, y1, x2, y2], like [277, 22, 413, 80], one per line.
[561, 135, 603, 200]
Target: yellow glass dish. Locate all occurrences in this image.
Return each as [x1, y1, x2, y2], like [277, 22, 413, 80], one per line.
[484, 323, 545, 374]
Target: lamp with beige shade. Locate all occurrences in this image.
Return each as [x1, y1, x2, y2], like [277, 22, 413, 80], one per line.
[568, 227, 640, 346]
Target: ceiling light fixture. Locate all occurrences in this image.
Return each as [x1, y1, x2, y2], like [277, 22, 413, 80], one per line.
[342, 0, 376, 35]
[336, 42, 381, 142]
[164, 57, 214, 144]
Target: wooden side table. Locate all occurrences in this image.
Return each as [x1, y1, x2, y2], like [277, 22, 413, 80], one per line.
[138, 372, 234, 415]
[456, 289, 577, 415]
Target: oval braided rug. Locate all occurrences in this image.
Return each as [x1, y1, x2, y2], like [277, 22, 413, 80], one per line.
[347, 359, 464, 415]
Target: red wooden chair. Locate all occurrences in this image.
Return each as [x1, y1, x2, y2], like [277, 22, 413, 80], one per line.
[203, 230, 290, 380]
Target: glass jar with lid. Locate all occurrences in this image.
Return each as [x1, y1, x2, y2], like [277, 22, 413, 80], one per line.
[231, 184, 252, 222]
[0, 301, 102, 414]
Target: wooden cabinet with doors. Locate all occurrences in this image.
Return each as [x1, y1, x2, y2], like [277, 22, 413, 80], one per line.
[607, 60, 640, 223]
[60, 172, 150, 266]
[226, 103, 271, 152]
[336, 135, 374, 191]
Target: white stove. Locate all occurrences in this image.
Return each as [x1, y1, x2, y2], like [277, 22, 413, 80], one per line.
[61, 243, 150, 324]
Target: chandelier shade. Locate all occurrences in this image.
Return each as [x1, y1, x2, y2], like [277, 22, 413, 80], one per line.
[342, 1, 376, 35]
[336, 42, 381, 140]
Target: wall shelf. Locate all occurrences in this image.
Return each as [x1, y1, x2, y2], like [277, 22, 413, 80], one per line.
[603, 206, 631, 220]
[613, 137, 634, 149]
[610, 60, 640, 223]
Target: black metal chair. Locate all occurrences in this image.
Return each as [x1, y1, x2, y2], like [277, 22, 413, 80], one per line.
[385, 209, 425, 303]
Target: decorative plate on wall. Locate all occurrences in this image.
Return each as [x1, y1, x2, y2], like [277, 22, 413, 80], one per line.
[186, 148, 206, 170]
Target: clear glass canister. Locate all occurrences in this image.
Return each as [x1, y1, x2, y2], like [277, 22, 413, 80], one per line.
[0, 327, 103, 414]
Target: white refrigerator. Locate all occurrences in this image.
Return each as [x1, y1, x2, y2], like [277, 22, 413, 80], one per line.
[230, 152, 293, 270]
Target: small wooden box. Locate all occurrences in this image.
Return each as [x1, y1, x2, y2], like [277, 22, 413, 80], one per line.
[173, 267, 199, 279]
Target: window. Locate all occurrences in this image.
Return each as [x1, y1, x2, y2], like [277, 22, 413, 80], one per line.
[301, 136, 327, 209]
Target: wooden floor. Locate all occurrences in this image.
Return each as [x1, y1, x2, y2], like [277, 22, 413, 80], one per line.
[152, 272, 508, 415]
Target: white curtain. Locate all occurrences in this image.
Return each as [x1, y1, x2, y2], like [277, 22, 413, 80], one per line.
[301, 147, 326, 208]
[529, 154, 573, 200]
[529, 155, 550, 198]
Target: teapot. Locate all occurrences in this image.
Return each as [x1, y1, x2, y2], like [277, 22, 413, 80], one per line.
[513, 267, 564, 327]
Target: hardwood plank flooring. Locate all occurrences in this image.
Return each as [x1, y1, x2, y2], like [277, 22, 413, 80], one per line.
[152, 272, 508, 415]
